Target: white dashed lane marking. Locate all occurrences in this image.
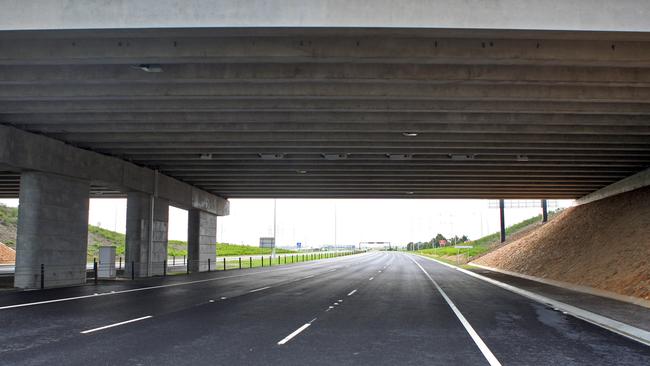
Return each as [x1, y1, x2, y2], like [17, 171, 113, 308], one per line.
[80, 316, 153, 334]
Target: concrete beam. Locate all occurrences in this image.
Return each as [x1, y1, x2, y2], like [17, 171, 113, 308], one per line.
[10, 121, 650, 136]
[1, 64, 649, 86]
[124, 154, 650, 163]
[0, 124, 228, 215]
[1, 1, 650, 32]
[173, 172, 628, 178]
[96, 141, 650, 152]
[2, 100, 649, 115]
[3, 83, 649, 103]
[44, 131, 650, 145]
[8, 111, 650, 127]
[575, 167, 650, 205]
[223, 193, 579, 199]
[1, 34, 650, 67]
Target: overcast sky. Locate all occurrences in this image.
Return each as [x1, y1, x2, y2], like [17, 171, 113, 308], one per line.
[0, 198, 573, 249]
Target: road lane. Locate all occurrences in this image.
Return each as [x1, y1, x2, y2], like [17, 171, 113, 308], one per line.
[0, 251, 648, 365]
[0, 252, 375, 355]
[280, 252, 492, 365]
[410, 254, 650, 365]
[0, 251, 393, 365]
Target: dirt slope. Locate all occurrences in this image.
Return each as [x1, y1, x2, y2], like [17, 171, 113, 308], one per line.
[0, 242, 15, 263]
[0, 224, 17, 249]
[475, 186, 650, 301]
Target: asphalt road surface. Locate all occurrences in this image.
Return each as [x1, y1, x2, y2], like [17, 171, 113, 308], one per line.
[0, 252, 648, 365]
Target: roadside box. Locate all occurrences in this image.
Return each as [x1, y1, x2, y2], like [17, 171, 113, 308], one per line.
[98, 246, 116, 279]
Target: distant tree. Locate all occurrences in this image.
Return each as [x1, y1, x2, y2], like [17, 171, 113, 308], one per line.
[433, 233, 447, 247]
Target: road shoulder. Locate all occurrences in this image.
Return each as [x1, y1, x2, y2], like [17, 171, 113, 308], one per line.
[415, 253, 650, 347]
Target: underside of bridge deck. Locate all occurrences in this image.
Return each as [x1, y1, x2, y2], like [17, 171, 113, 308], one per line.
[0, 27, 648, 199]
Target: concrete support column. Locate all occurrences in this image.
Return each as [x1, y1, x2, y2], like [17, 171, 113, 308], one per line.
[499, 199, 506, 243]
[125, 192, 169, 277]
[14, 172, 89, 289]
[187, 209, 217, 273]
[541, 199, 549, 223]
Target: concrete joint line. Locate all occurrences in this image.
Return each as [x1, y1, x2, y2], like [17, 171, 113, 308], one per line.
[415, 254, 650, 347]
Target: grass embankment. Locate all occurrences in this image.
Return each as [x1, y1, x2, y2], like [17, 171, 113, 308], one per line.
[87, 225, 298, 259]
[415, 213, 554, 265]
[171, 251, 348, 274]
[0, 204, 18, 226]
[88, 226, 126, 257]
[166, 242, 298, 258]
[2, 204, 334, 264]
[0, 204, 18, 247]
[214, 243, 297, 256]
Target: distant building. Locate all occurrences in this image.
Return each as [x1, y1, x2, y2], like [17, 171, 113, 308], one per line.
[359, 241, 391, 250]
[322, 244, 355, 251]
[259, 237, 275, 248]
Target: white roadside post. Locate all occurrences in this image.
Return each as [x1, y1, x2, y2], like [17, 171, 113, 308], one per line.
[454, 245, 473, 265]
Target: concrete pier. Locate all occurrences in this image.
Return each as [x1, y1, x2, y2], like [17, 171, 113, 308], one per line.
[14, 172, 89, 288]
[187, 209, 217, 273]
[125, 192, 169, 277]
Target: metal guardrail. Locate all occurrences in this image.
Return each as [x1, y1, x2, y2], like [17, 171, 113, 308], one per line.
[9, 250, 362, 289]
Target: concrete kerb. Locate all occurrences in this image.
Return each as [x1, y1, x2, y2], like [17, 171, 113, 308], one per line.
[470, 263, 650, 309]
[414, 254, 650, 347]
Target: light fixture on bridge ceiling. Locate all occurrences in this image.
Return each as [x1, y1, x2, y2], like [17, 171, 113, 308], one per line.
[296, 170, 308, 174]
[405, 191, 414, 195]
[134, 64, 163, 73]
[199, 153, 213, 160]
[322, 153, 348, 160]
[449, 154, 476, 160]
[402, 132, 419, 137]
[516, 155, 529, 162]
[387, 154, 412, 160]
[259, 153, 285, 160]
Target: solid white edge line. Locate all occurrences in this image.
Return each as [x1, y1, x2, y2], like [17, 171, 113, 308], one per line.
[0, 252, 374, 311]
[277, 323, 312, 345]
[249, 286, 271, 293]
[408, 257, 502, 366]
[347, 289, 357, 296]
[415, 254, 650, 347]
[80, 315, 152, 334]
[471, 262, 650, 309]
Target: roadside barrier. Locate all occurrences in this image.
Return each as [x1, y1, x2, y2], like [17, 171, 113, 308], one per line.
[12, 250, 366, 289]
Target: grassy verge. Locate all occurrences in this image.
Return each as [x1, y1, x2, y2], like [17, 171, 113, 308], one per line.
[168, 242, 299, 257]
[87, 224, 300, 258]
[215, 243, 297, 256]
[166, 251, 355, 273]
[410, 210, 563, 267]
[87, 226, 125, 257]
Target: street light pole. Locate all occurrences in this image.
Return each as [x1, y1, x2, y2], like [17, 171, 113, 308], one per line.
[334, 202, 337, 249]
[273, 199, 277, 240]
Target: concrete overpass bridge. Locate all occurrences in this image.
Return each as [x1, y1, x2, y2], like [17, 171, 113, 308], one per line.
[0, 0, 649, 288]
